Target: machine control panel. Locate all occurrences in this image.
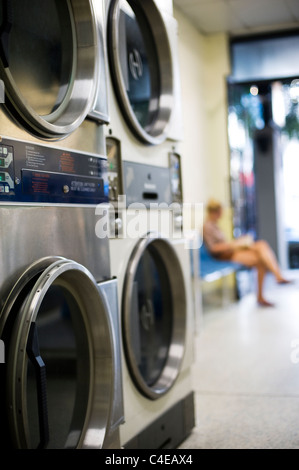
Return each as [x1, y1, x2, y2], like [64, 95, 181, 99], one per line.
[169, 152, 183, 204]
[106, 136, 123, 203]
[123, 161, 172, 207]
[0, 137, 109, 204]
[0, 143, 15, 193]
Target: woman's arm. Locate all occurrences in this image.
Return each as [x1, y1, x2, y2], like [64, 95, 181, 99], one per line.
[203, 221, 235, 257]
[209, 241, 235, 257]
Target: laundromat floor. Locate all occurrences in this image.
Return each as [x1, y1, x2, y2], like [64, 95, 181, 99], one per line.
[178, 270, 299, 449]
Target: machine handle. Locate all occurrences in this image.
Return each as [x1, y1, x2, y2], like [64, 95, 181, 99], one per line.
[26, 322, 49, 449]
[0, 0, 13, 67]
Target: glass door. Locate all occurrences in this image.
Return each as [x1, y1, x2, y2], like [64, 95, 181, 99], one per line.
[107, 0, 174, 145]
[227, 78, 299, 269]
[0, 257, 115, 449]
[0, 0, 99, 138]
[122, 235, 186, 400]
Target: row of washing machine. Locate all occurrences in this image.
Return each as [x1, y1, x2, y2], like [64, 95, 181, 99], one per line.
[0, 0, 196, 449]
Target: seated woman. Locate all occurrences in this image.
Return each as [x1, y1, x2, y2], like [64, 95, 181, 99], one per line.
[203, 198, 291, 307]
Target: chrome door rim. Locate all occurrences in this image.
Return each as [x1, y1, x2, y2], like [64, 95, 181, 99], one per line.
[3, 257, 114, 449]
[122, 233, 186, 400]
[107, 0, 174, 145]
[0, 0, 99, 139]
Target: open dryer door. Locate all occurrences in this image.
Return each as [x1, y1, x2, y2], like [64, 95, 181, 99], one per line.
[122, 234, 187, 400]
[0, 257, 121, 449]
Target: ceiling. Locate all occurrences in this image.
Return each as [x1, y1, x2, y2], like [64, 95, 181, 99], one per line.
[173, 0, 299, 37]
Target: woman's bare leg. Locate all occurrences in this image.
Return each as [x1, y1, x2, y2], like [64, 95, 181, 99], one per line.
[231, 248, 274, 305]
[256, 262, 274, 306]
[251, 240, 287, 282]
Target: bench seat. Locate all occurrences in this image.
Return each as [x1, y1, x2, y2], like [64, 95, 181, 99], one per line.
[200, 243, 242, 281]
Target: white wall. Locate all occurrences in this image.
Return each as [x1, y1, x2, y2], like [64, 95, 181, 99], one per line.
[173, 9, 208, 207]
[203, 34, 232, 205]
[173, 8, 232, 235]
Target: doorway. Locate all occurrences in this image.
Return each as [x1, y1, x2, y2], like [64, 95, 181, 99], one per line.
[227, 77, 299, 270]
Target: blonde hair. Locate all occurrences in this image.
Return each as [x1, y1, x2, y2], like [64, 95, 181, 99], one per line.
[206, 198, 222, 213]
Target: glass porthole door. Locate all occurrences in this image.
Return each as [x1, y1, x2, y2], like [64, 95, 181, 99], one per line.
[0, 0, 100, 139]
[122, 235, 186, 399]
[0, 257, 115, 449]
[108, 0, 174, 145]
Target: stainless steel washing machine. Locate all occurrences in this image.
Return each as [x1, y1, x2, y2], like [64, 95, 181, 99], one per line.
[0, 0, 109, 142]
[104, 0, 183, 167]
[0, 0, 110, 190]
[0, 1, 124, 449]
[0, 206, 124, 449]
[106, 147, 195, 449]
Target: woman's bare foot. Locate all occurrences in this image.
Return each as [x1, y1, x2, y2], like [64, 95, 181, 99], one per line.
[258, 298, 275, 307]
[276, 278, 293, 285]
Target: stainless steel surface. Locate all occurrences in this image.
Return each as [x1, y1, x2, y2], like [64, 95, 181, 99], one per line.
[109, 207, 194, 447]
[88, 0, 110, 123]
[0, 256, 66, 337]
[122, 160, 172, 207]
[0, 113, 107, 157]
[0, 0, 102, 139]
[100, 278, 125, 449]
[0, 2, 108, 156]
[0, 0, 123, 450]
[122, 233, 187, 400]
[107, 0, 174, 145]
[0, 207, 126, 449]
[3, 258, 115, 448]
[0, 206, 110, 308]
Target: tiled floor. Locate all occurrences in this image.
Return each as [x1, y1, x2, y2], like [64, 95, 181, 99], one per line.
[179, 271, 299, 449]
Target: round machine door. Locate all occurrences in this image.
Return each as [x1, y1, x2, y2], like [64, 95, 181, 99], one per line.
[122, 234, 186, 400]
[0, 0, 100, 139]
[107, 0, 174, 145]
[0, 257, 115, 449]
